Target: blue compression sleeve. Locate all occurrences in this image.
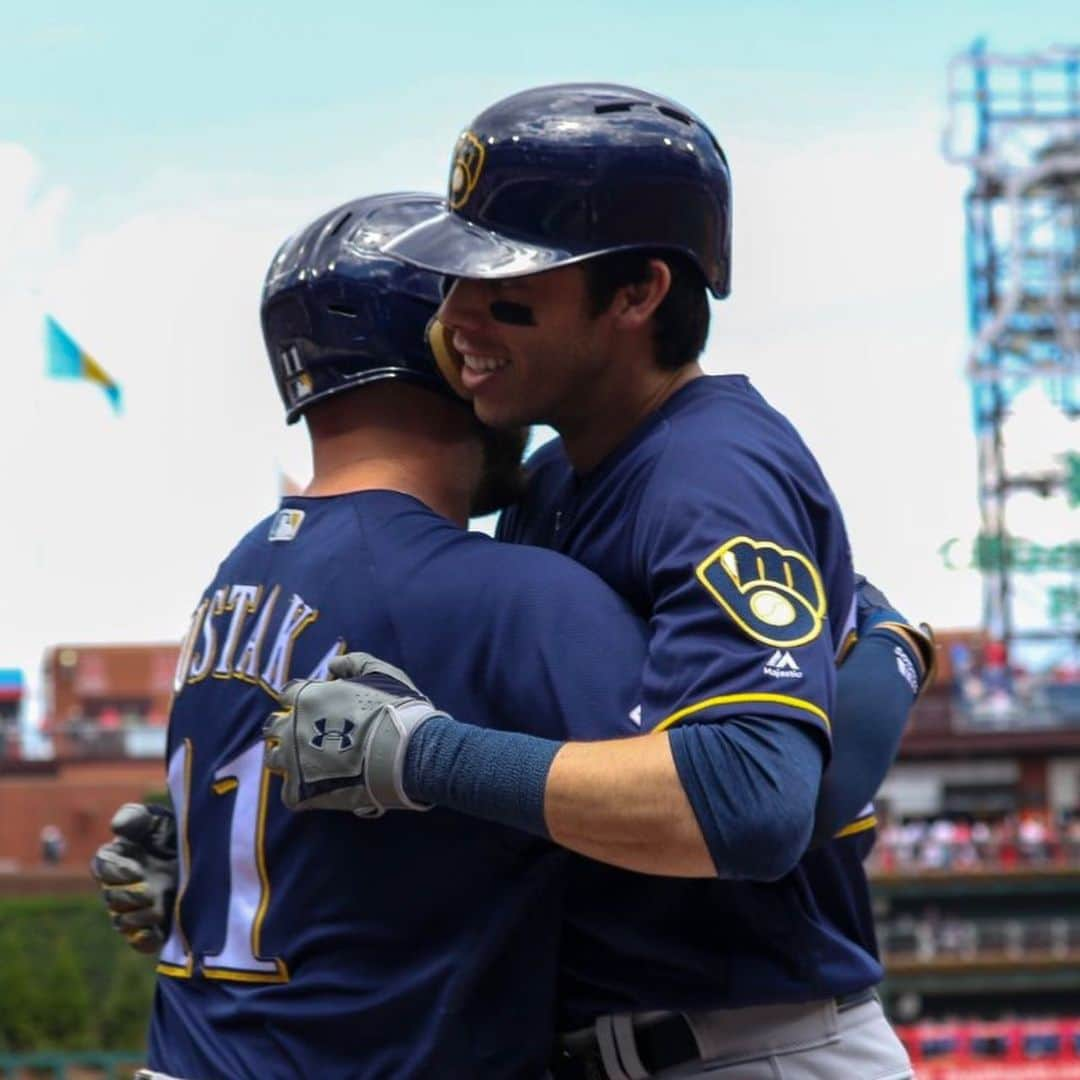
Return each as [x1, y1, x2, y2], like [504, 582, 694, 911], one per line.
[408, 713, 825, 869]
[668, 715, 825, 880]
[810, 626, 920, 846]
[403, 715, 559, 837]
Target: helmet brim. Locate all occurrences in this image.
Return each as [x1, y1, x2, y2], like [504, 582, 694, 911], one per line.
[385, 210, 587, 281]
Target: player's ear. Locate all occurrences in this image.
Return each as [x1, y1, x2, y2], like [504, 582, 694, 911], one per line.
[611, 259, 671, 332]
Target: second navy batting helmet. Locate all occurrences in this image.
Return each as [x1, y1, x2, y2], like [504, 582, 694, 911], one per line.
[262, 192, 468, 423]
[385, 83, 732, 298]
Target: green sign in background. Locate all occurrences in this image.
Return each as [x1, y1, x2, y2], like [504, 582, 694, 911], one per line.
[938, 452, 1079, 626]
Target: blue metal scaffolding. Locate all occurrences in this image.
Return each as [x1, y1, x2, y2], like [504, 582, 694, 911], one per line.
[944, 41, 1080, 663]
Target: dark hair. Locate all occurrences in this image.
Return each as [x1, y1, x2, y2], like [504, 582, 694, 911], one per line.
[583, 250, 710, 369]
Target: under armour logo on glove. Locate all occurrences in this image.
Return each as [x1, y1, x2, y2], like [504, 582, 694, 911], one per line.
[264, 655, 446, 816]
[310, 717, 356, 751]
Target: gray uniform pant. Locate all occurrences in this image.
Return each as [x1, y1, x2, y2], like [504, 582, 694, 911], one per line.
[589, 994, 913, 1080]
[139, 996, 915, 1080]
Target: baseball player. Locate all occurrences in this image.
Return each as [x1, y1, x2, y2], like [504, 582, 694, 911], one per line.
[120, 190, 660, 1079]
[265, 85, 927, 1077]
[93, 187, 924, 1078]
[93, 174, 929, 1080]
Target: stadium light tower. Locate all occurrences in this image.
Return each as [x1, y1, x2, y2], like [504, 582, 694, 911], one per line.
[943, 40, 1080, 677]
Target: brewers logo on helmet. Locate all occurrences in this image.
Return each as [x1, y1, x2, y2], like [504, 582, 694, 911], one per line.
[449, 132, 486, 210]
[386, 83, 733, 297]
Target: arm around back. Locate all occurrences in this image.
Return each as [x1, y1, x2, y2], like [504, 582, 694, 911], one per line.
[544, 713, 825, 879]
[810, 577, 935, 846]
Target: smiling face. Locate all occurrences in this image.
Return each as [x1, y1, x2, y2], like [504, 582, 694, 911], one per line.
[437, 266, 620, 434]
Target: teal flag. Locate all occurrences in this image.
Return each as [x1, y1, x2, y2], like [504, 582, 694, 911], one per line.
[44, 315, 122, 413]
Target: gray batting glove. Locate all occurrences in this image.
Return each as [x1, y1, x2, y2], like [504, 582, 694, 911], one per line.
[89, 803, 178, 955]
[263, 653, 445, 816]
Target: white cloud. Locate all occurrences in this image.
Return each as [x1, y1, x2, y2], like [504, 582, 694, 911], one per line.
[0, 151, 315, 724]
[0, 143, 68, 289]
[2, 114, 1071, 726]
[704, 117, 989, 626]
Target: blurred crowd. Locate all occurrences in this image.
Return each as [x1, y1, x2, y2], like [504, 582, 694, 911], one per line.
[950, 637, 1080, 730]
[879, 911, 1080, 961]
[871, 812, 1080, 872]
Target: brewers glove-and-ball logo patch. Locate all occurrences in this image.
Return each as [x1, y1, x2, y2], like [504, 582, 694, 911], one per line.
[696, 537, 826, 648]
[449, 132, 486, 209]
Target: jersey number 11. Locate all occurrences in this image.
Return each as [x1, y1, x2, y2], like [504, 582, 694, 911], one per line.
[157, 739, 289, 984]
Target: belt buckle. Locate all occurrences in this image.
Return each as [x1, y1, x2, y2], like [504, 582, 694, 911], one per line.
[633, 1013, 701, 1074]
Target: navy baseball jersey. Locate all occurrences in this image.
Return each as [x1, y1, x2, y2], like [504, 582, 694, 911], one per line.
[498, 375, 882, 1025]
[150, 490, 646, 1079]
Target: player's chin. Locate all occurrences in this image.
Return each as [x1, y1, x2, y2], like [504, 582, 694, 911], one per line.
[469, 389, 535, 432]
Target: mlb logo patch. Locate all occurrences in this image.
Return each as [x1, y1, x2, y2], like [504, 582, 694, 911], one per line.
[269, 508, 305, 542]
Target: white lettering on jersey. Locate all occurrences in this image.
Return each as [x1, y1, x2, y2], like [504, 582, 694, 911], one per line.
[307, 639, 347, 680]
[260, 594, 319, 693]
[174, 599, 207, 693]
[214, 585, 262, 678]
[172, 583, 331, 701]
[233, 585, 281, 683]
[188, 588, 227, 684]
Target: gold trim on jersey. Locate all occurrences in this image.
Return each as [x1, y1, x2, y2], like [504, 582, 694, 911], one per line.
[836, 628, 858, 665]
[201, 756, 289, 985]
[156, 738, 195, 980]
[258, 595, 319, 696]
[654, 692, 830, 734]
[875, 622, 923, 674]
[835, 814, 878, 839]
[232, 585, 281, 685]
[187, 590, 227, 685]
[212, 584, 262, 680]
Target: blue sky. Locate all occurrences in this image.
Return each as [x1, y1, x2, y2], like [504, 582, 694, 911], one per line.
[5, 1, 1076, 234]
[1, 1, 1077, 722]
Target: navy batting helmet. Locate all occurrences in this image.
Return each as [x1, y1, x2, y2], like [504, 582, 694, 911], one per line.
[385, 83, 732, 298]
[262, 192, 469, 424]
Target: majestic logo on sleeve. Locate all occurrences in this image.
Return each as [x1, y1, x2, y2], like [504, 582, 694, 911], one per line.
[696, 537, 827, 648]
[449, 132, 486, 210]
[764, 650, 803, 679]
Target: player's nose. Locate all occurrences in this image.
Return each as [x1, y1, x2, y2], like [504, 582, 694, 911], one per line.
[438, 278, 490, 333]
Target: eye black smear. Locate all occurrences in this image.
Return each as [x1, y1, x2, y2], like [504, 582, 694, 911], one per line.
[489, 300, 536, 326]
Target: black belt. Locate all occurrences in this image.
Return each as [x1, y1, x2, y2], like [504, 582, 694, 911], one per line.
[550, 988, 878, 1080]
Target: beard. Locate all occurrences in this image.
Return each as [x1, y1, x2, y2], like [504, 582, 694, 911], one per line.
[470, 424, 530, 517]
